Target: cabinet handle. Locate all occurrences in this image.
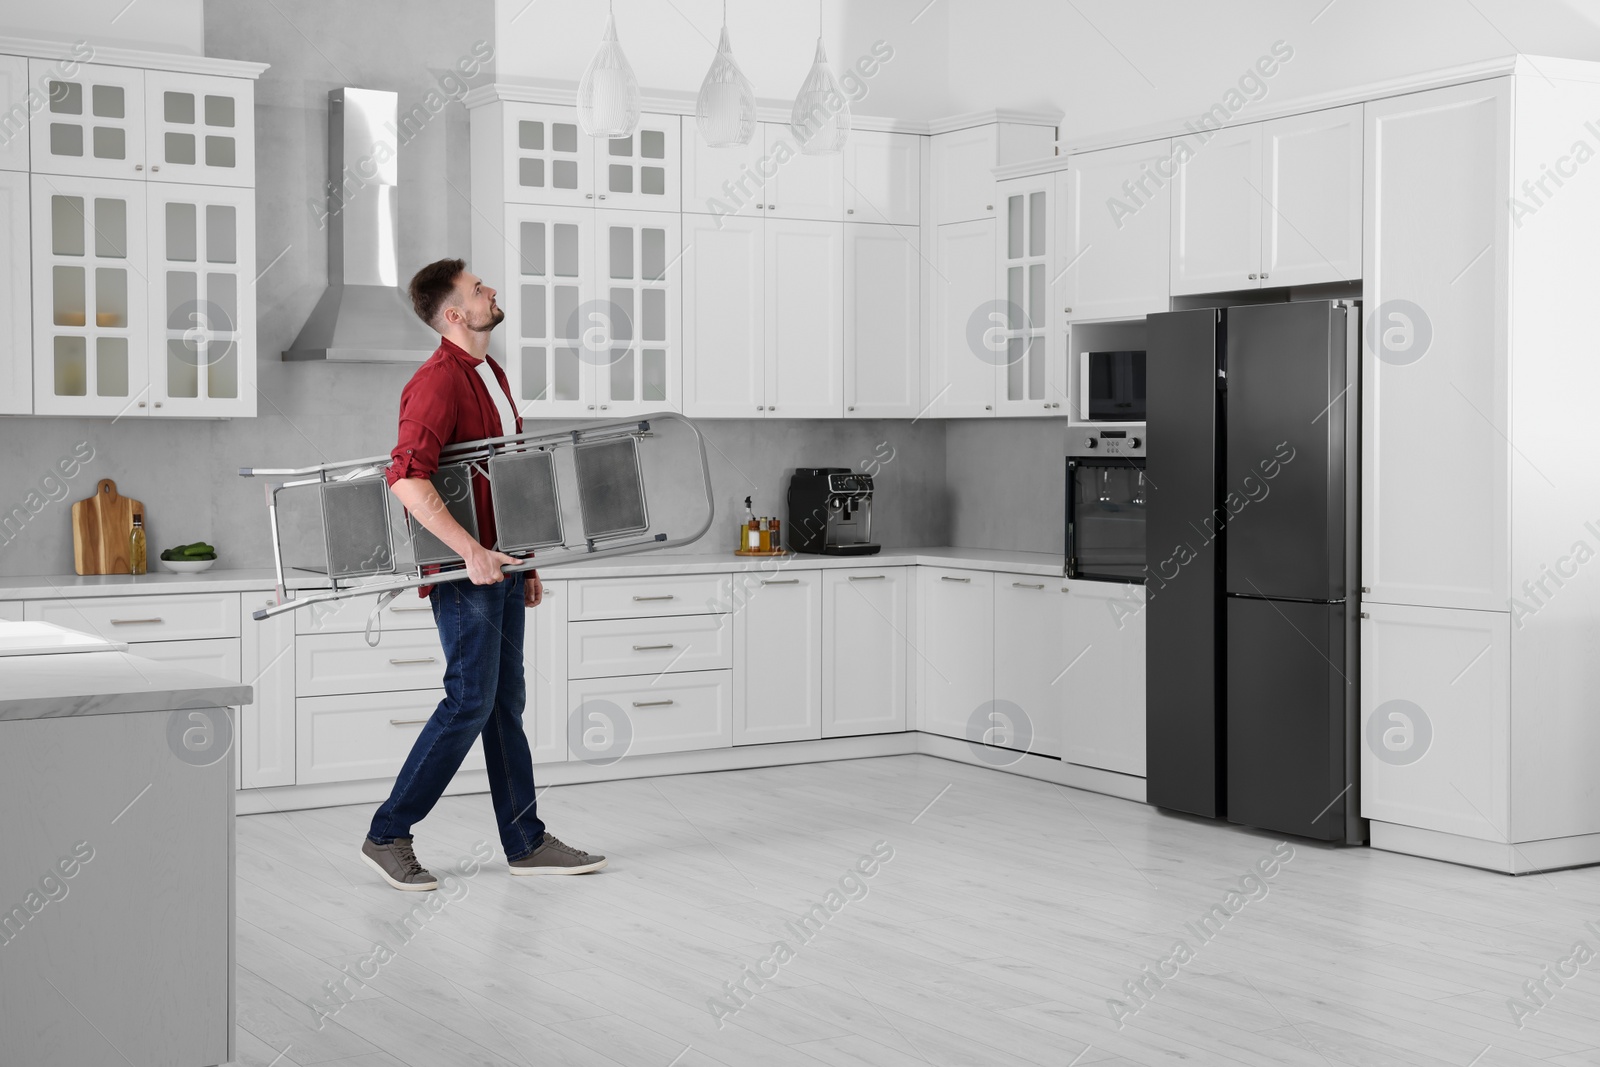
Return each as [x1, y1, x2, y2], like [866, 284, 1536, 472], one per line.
[1261, 272, 1269, 279]
[599, 194, 607, 200]
[940, 576, 971, 583]
[1013, 582, 1045, 589]
[756, 405, 764, 411]
[760, 578, 799, 585]
[632, 699, 675, 708]
[135, 164, 143, 171]
[1063, 306, 1072, 313]
[1360, 586, 1370, 594]
[588, 404, 596, 410]
[848, 574, 885, 581]
[389, 718, 429, 726]
[632, 643, 675, 651]
[154, 401, 162, 408]
[633, 594, 675, 601]
[388, 656, 437, 665]
[1360, 612, 1370, 619]
[847, 208, 854, 214]
[847, 405, 855, 411]
[767, 203, 775, 209]
[151, 165, 160, 172]
[138, 401, 146, 407]
[600, 404, 608, 410]
[985, 204, 993, 211]
[110, 617, 162, 624]
[391, 605, 431, 612]
[586, 193, 594, 199]
[1248, 273, 1257, 280]
[984, 404, 992, 411]
[768, 405, 776, 411]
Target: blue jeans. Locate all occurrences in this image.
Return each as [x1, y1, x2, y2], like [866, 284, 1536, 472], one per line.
[368, 572, 547, 861]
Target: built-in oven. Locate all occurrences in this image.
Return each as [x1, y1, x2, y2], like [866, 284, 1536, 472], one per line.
[1065, 429, 1146, 582]
[1086, 350, 1147, 422]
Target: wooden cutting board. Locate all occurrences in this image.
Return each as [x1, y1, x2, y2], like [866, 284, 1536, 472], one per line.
[71, 478, 145, 575]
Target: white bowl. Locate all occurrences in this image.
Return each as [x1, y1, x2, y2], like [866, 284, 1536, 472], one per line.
[159, 558, 217, 573]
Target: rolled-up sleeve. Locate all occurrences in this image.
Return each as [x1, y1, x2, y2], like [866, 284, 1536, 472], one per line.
[386, 368, 457, 486]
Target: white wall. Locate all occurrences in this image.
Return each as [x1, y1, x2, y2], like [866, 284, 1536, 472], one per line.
[0, 0, 204, 55]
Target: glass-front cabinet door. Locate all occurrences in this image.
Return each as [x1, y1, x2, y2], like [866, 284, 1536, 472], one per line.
[503, 103, 592, 207]
[148, 185, 256, 416]
[594, 114, 680, 211]
[32, 175, 148, 415]
[29, 61, 146, 180]
[994, 179, 1060, 416]
[503, 203, 595, 417]
[143, 71, 254, 187]
[593, 210, 680, 415]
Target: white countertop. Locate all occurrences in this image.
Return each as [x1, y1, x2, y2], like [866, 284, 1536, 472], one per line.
[0, 648, 254, 721]
[0, 547, 1069, 600]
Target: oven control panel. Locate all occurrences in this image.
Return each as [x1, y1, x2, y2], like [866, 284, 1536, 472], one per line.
[1068, 429, 1146, 458]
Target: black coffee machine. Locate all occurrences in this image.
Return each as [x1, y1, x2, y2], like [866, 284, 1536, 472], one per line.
[786, 468, 880, 555]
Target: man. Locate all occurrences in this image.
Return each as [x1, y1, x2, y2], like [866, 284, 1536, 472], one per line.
[360, 257, 606, 891]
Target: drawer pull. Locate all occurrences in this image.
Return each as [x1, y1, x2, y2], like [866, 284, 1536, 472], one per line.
[110, 617, 163, 625]
[940, 576, 971, 583]
[632, 643, 675, 651]
[632, 699, 676, 708]
[848, 574, 886, 581]
[632, 595, 675, 602]
[390, 605, 432, 613]
[1013, 582, 1045, 590]
[388, 656, 437, 666]
[760, 579, 800, 585]
[389, 718, 429, 726]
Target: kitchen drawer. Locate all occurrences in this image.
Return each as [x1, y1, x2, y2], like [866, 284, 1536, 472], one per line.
[296, 628, 446, 697]
[26, 593, 241, 643]
[296, 690, 484, 785]
[293, 591, 437, 634]
[568, 614, 731, 679]
[130, 638, 242, 685]
[567, 670, 733, 758]
[568, 574, 729, 622]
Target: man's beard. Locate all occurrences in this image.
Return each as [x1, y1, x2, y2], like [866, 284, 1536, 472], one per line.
[469, 303, 504, 333]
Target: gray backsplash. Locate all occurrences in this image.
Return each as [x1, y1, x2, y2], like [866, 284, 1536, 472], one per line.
[0, 0, 1061, 580]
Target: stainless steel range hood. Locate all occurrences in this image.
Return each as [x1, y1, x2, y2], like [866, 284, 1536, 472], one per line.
[283, 87, 439, 362]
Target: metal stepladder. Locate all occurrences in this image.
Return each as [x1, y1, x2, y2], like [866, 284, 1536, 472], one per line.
[240, 412, 715, 631]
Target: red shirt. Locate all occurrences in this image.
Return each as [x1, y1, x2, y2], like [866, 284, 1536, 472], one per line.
[387, 338, 523, 596]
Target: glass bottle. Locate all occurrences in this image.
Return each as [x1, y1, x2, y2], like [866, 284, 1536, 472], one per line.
[758, 517, 771, 553]
[129, 514, 147, 575]
[744, 496, 760, 551]
[770, 516, 781, 552]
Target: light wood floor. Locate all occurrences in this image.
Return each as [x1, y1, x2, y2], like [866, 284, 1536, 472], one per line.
[227, 754, 1600, 1067]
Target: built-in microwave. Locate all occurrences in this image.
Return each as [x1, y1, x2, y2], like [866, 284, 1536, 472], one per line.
[1086, 350, 1147, 422]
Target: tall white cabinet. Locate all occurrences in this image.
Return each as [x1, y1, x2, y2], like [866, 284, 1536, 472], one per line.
[3, 41, 266, 418]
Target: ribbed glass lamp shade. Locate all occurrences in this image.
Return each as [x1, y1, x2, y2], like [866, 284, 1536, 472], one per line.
[696, 25, 756, 147]
[577, 11, 641, 138]
[790, 37, 850, 155]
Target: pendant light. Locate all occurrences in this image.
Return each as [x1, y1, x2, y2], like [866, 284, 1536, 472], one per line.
[789, 4, 849, 155]
[577, 0, 641, 138]
[695, 1, 756, 147]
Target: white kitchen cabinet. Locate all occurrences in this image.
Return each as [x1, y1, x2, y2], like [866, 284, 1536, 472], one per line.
[132, 636, 241, 682]
[763, 122, 844, 221]
[502, 202, 596, 417]
[595, 114, 681, 211]
[527, 578, 567, 765]
[501, 102, 593, 208]
[592, 209, 681, 414]
[1170, 123, 1261, 295]
[239, 592, 295, 789]
[916, 568, 995, 739]
[821, 568, 908, 737]
[994, 177, 1061, 415]
[142, 70, 254, 187]
[844, 223, 920, 417]
[682, 212, 764, 417]
[29, 60, 146, 180]
[1061, 580, 1146, 776]
[0, 171, 30, 414]
[765, 217, 843, 417]
[929, 217, 996, 416]
[682, 129, 765, 219]
[1361, 601, 1510, 841]
[147, 183, 256, 416]
[568, 670, 733, 756]
[0, 55, 29, 172]
[1057, 140, 1172, 323]
[1363, 80, 1509, 611]
[844, 130, 920, 226]
[31, 174, 148, 416]
[931, 120, 1057, 226]
[994, 576, 1069, 758]
[297, 690, 486, 785]
[1261, 104, 1362, 287]
[0, 602, 22, 622]
[736, 573, 823, 744]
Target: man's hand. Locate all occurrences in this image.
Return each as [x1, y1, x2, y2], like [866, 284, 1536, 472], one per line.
[464, 544, 520, 586]
[524, 571, 543, 608]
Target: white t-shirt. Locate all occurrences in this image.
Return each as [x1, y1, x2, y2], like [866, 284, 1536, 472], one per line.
[473, 360, 517, 438]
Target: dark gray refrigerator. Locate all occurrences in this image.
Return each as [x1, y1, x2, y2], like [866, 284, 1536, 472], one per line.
[1145, 300, 1363, 844]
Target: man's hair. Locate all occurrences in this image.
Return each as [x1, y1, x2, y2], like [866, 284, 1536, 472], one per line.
[409, 257, 466, 329]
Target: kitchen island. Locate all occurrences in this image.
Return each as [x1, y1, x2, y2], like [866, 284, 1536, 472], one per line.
[0, 633, 250, 1067]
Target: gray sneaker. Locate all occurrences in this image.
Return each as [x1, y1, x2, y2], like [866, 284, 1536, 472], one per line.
[508, 833, 608, 876]
[360, 836, 438, 891]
